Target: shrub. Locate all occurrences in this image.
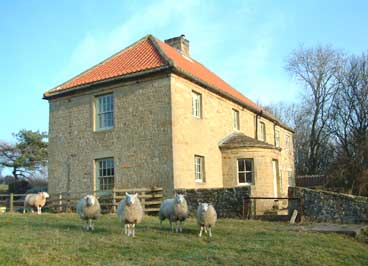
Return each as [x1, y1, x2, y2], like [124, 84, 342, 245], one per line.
[8, 180, 32, 194]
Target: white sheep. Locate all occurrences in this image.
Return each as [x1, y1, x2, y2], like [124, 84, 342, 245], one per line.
[117, 192, 144, 237]
[76, 195, 101, 231]
[196, 203, 217, 237]
[23, 192, 50, 214]
[159, 193, 189, 233]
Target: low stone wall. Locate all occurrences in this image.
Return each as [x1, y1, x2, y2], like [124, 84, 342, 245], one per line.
[289, 187, 368, 223]
[175, 186, 250, 218]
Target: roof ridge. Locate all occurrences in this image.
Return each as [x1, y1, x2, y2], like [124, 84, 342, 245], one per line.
[148, 35, 175, 68]
[44, 34, 152, 98]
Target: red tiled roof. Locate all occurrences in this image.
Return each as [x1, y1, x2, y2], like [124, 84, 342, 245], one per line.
[44, 34, 261, 113]
[47, 37, 166, 94]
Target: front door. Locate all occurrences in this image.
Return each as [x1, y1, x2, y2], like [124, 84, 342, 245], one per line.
[272, 160, 280, 197]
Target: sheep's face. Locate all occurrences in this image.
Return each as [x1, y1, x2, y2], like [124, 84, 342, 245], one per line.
[125, 193, 138, 206]
[85, 195, 95, 207]
[40, 192, 50, 199]
[175, 194, 185, 204]
[200, 203, 209, 212]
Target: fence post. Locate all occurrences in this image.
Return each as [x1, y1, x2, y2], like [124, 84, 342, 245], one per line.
[9, 193, 14, 212]
[58, 193, 63, 213]
[141, 191, 146, 213]
[112, 189, 116, 213]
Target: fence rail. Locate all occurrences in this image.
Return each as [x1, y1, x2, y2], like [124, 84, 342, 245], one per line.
[0, 187, 163, 215]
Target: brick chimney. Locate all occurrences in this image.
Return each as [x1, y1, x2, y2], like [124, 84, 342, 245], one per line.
[164, 34, 190, 57]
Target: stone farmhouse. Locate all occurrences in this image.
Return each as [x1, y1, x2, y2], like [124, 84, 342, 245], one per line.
[43, 34, 295, 197]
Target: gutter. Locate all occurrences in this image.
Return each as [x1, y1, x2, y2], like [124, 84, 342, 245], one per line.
[43, 65, 171, 100]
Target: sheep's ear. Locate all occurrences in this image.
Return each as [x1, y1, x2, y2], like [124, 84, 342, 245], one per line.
[134, 193, 138, 198]
[125, 192, 129, 196]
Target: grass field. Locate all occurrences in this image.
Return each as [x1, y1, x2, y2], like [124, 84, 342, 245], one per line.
[0, 213, 367, 266]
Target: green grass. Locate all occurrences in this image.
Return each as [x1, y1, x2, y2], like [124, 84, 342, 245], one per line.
[0, 213, 367, 266]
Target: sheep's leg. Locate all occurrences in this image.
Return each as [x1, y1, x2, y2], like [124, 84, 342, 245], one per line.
[23, 207, 26, 214]
[128, 224, 132, 237]
[132, 224, 136, 238]
[209, 227, 212, 237]
[84, 221, 89, 231]
[204, 227, 208, 234]
[175, 221, 179, 233]
[199, 226, 203, 237]
[89, 219, 93, 231]
[124, 224, 128, 235]
[37, 207, 41, 215]
[170, 220, 174, 232]
[179, 221, 183, 233]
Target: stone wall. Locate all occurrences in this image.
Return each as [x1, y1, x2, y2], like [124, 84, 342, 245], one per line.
[175, 186, 250, 218]
[289, 187, 368, 223]
[48, 74, 174, 196]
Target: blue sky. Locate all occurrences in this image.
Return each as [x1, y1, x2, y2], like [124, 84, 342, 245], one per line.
[0, 0, 367, 142]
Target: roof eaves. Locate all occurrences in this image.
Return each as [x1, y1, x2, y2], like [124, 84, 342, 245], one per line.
[43, 65, 171, 100]
[220, 144, 281, 150]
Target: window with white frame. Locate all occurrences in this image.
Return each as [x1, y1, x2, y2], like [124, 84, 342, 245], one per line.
[192, 91, 202, 118]
[237, 159, 254, 185]
[258, 122, 266, 141]
[233, 109, 240, 130]
[96, 93, 114, 130]
[194, 155, 205, 182]
[275, 128, 280, 147]
[96, 158, 114, 191]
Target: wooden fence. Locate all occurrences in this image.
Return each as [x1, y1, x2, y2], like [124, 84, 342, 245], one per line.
[0, 187, 163, 215]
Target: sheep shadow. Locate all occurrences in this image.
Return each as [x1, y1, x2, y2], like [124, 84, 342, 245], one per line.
[146, 223, 200, 235]
[23, 218, 110, 233]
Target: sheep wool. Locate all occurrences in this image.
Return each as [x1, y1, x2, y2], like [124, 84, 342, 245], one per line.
[159, 194, 189, 233]
[117, 192, 144, 237]
[196, 203, 217, 237]
[23, 192, 50, 214]
[76, 195, 101, 231]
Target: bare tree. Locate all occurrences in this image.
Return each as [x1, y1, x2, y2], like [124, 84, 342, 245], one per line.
[286, 46, 343, 174]
[329, 53, 368, 194]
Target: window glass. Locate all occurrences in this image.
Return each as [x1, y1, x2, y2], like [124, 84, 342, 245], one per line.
[237, 159, 254, 185]
[96, 158, 114, 191]
[192, 91, 202, 118]
[194, 155, 205, 182]
[96, 94, 114, 130]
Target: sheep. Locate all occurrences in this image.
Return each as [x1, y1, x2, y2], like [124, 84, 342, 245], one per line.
[159, 193, 189, 233]
[196, 203, 217, 237]
[76, 195, 101, 231]
[23, 192, 50, 214]
[117, 192, 144, 237]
